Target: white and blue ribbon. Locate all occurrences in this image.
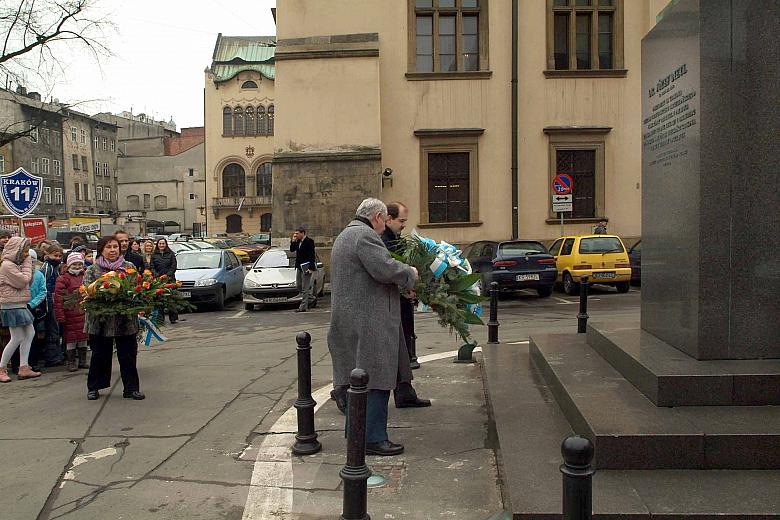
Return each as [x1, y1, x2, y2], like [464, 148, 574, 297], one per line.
[138, 312, 167, 346]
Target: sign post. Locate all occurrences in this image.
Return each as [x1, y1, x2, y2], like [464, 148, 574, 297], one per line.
[552, 173, 574, 236]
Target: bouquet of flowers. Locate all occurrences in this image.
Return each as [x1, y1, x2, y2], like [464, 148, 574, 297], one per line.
[392, 233, 487, 344]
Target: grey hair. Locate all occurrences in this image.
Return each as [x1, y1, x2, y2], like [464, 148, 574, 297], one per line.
[355, 198, 387, 220]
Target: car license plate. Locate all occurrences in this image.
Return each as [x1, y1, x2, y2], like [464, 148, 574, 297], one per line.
[592, 272, 616, 279]
[180, 291, 191, 298]
[516, 274, 540, 281]
[263, 297, 288, 303]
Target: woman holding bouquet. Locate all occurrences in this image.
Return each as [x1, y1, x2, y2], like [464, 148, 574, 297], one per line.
[83, 235, 144, 401]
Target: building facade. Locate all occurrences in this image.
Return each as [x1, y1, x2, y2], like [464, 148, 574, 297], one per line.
[204, 34, 275, 236]
[61, 109, 96, 215]
[91, 119, 119, 216]
[274, 0, 670, 245]
[116, 127, 206, 235]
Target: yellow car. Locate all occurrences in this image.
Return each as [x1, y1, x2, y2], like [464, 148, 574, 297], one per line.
[201, 239, 251, 264]
[548, 234, 632, 295]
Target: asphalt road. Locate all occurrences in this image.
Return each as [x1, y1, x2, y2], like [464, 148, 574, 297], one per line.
[0, 285, 640, 519]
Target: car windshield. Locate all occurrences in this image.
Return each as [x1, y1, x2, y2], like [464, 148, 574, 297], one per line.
[168, 243, 192, 253]
[254, 250, 295, 268]
[499, 241, 547, 256]
[579, 237, 624, 254]
[189, 241, 216, 250]
[177, 251, 222, 269]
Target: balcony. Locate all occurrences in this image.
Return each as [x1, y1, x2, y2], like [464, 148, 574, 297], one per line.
[211, 195, 272, 217]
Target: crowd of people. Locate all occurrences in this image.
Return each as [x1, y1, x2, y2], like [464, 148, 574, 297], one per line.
[0, 229, 179, 401]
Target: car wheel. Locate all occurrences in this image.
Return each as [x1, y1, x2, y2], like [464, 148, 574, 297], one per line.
[616, 282, 630, 293]
[537, 286, 552, 298]
[214, 287, 225, 311]
[244, 303, 255, 311]
[563, 273, 580, 296]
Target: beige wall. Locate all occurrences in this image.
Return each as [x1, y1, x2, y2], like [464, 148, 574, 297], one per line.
[205, 70, 274, 236]
[62, 113, 93, 214]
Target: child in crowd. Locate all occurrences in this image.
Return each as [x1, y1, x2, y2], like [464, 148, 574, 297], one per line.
[54, 252, 89, 371]
[40, 243, 64, 366]
[10, 249, 47, 374]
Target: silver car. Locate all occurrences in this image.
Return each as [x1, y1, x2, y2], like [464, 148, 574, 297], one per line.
[243, 248, 325, 310]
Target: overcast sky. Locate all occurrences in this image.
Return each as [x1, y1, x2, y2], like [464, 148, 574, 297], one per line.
[47, 0, 277, 129]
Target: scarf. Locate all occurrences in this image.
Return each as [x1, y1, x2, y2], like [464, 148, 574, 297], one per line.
[96, 255, 127, 272]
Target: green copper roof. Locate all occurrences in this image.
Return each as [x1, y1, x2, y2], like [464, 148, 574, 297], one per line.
[211, 34, 276, 83]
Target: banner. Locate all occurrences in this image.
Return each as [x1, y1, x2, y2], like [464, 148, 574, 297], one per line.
[22, 218, 47, 243]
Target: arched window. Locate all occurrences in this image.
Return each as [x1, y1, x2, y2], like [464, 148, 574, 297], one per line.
[222, 106, 232, 135]
[260, 213, 272, 232]
[241, 80, 258, 89]
[154, 195, 168, 210]
[256, 162, 272, 197]
[256, 105, 266, 135]
[245, 106, 255, 136]
[233, 106, 244, 136]
[226, 214, 243, 233]
[127, 195, 140, 211]
[267, 105, 275, 135]
[222, 163, 246, 197]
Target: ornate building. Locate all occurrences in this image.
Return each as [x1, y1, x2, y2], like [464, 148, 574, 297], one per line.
[204, 34, 275, 236]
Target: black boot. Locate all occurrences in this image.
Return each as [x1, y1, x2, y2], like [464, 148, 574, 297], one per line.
[394, 382, 431, 408]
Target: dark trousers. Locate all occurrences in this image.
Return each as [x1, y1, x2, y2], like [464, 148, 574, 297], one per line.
[400, 297, 416, 362]
[87, 334, 140, 392]
[42, 301, 63, 365]
[168, 309, 178, 323]
[366, 390, 390, 443]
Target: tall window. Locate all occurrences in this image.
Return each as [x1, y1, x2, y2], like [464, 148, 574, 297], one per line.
[223, 106, 233, 135]
[72, 154, 79, 170]
[43, 187, 51, 204]
[83, 183, 90, 201]
[81, 156, 88, 171]
[29, 126, 38, 143]
[222, 163, 246, 197]
[256, 162, 272, 197]
[143, 193, 150, 209]
[54, 188, 63, 205]
[70, 127, 77, 143]
[95, 161, 101, 175]
[267, 105, 274, 135]
[41, 158, 49, 174]
[127, 195, 140, 210]
[53, 160, 61, 176]
[427, 152, 470, 223]
[105, 187, 111, 201]
[233, 106, 244, 136]
[31, 158, 39, 173]
[96, 186, 103, 201]
[245, 106, 255, 135]
[0, 154, 4, 173]
[260, 213, 272, 232]
[110, 139, 115, 152]
[102, 137, 107, 150]
[80, 129, 86, 144]
[103, 163, 109, 176]
[410, 0, 487, 74]
[556, 150, 595, 218]
[257, 105, 267, 135]
[548, 0, 623, 73]
[94, 136, 99, 149]
[74, 182, 81, 201]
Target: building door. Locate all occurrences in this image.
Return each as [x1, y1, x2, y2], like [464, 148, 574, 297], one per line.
[260, 213, 272, 232]
[226, 214, 242, 233]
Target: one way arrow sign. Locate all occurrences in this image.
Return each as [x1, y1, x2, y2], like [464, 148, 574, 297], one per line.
[552, 194, 573, 203]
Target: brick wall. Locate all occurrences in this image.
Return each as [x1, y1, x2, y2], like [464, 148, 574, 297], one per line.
[164, 127, 205, 156]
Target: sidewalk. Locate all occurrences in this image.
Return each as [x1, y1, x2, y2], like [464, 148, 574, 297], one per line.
[242, 351, 505, 519]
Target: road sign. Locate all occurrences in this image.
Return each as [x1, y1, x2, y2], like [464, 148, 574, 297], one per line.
[553, 202, 573, 213]
[552, 194, 573, 203]
[552, 173, 574, 195]
[1, 168, 43, 218]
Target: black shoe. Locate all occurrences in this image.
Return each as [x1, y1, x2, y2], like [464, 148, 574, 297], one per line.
[366, 440, 404, 456]
[123, 391, 145, 400]
[331, 388, 347, 415]
[396, 397, 432, 408]
[87, 390, 99, 400]
[410, 359, 421, 370]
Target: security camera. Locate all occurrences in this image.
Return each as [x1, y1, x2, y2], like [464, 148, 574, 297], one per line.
[382, 168, 393, 177]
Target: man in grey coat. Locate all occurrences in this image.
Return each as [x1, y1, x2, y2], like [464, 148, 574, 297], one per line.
[328, 198, 418, 456]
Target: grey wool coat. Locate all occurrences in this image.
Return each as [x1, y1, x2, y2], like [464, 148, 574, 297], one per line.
[327, 220, 417, 391]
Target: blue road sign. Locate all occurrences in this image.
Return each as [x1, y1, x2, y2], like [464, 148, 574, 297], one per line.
[552, 173, 574, 195]
[1, 168, 43, 218]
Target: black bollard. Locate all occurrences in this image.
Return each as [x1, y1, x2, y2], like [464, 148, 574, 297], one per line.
[340, 369, 371, 520]
[487, 281, 500, 344]
[291, 331, 322, 456]
[560, 436, 595, 520]
[409, 332, 420, 369]
[577, 276, 589, 333]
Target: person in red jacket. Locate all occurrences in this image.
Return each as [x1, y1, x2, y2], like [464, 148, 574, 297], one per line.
[54, 252, 89, 372]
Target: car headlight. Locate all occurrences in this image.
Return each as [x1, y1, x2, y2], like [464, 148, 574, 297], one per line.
[244, 278, 260, 288]
[195, 278, 218, 287]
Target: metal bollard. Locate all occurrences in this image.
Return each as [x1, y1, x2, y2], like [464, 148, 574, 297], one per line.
[340, 368, 371, 520]
[409, 332, 420, 369]
[487, 281, 500, 344]
[577, 276, 589, 333]
[291, 332, 322, 456]
[560, 436, 595, 520]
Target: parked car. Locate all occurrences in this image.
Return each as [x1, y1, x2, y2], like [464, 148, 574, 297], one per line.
[548, 235, 632, 295]
[186, 240, 218, 250]
[168, 233, 192, 242]
[246, 233, 272, 246]
[463, 240, 558, 297]
[55, 231, 99, 250]
[174, 249, 245, 310]
[228, 238, 268, 262]
[168, 242, 196, 255]
[203, 238, 251, 264]
[628, 239, 641, 286]
[242, 248, 325, 310]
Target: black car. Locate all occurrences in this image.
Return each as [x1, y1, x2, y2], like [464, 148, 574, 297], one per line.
[628, 239, 641, 285]
[463, 240, 558, 297]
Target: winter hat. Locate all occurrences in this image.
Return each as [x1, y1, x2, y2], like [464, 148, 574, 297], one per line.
[28, 249, 37, 261]
[67, 252, 85, 266]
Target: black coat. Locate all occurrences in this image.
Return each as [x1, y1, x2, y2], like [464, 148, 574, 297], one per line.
[290, 236, 316, 270]
[151, 250, 177, 278]
[125, 251, 145, 271]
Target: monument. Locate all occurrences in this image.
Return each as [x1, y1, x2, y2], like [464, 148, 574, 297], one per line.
[482, 1, 780, 516]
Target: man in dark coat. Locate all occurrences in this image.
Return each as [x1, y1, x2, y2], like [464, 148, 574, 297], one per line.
[328, 198, 418, 456]
[115, 230, 145, 271]
[289, 226, 316, 312]
[382, 202, 431, 408]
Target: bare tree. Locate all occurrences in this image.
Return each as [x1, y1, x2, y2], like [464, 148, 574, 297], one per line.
[0, 0, 113, 145]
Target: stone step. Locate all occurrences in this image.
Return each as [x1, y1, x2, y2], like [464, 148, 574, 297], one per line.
[529, 333, 780, 470]
[586, 321, 780, 406]
[481, 343, 780, 518]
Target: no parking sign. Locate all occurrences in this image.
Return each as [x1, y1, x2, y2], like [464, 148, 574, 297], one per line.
[1, 168, 43, 218]
[552, 173, 574, 195]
